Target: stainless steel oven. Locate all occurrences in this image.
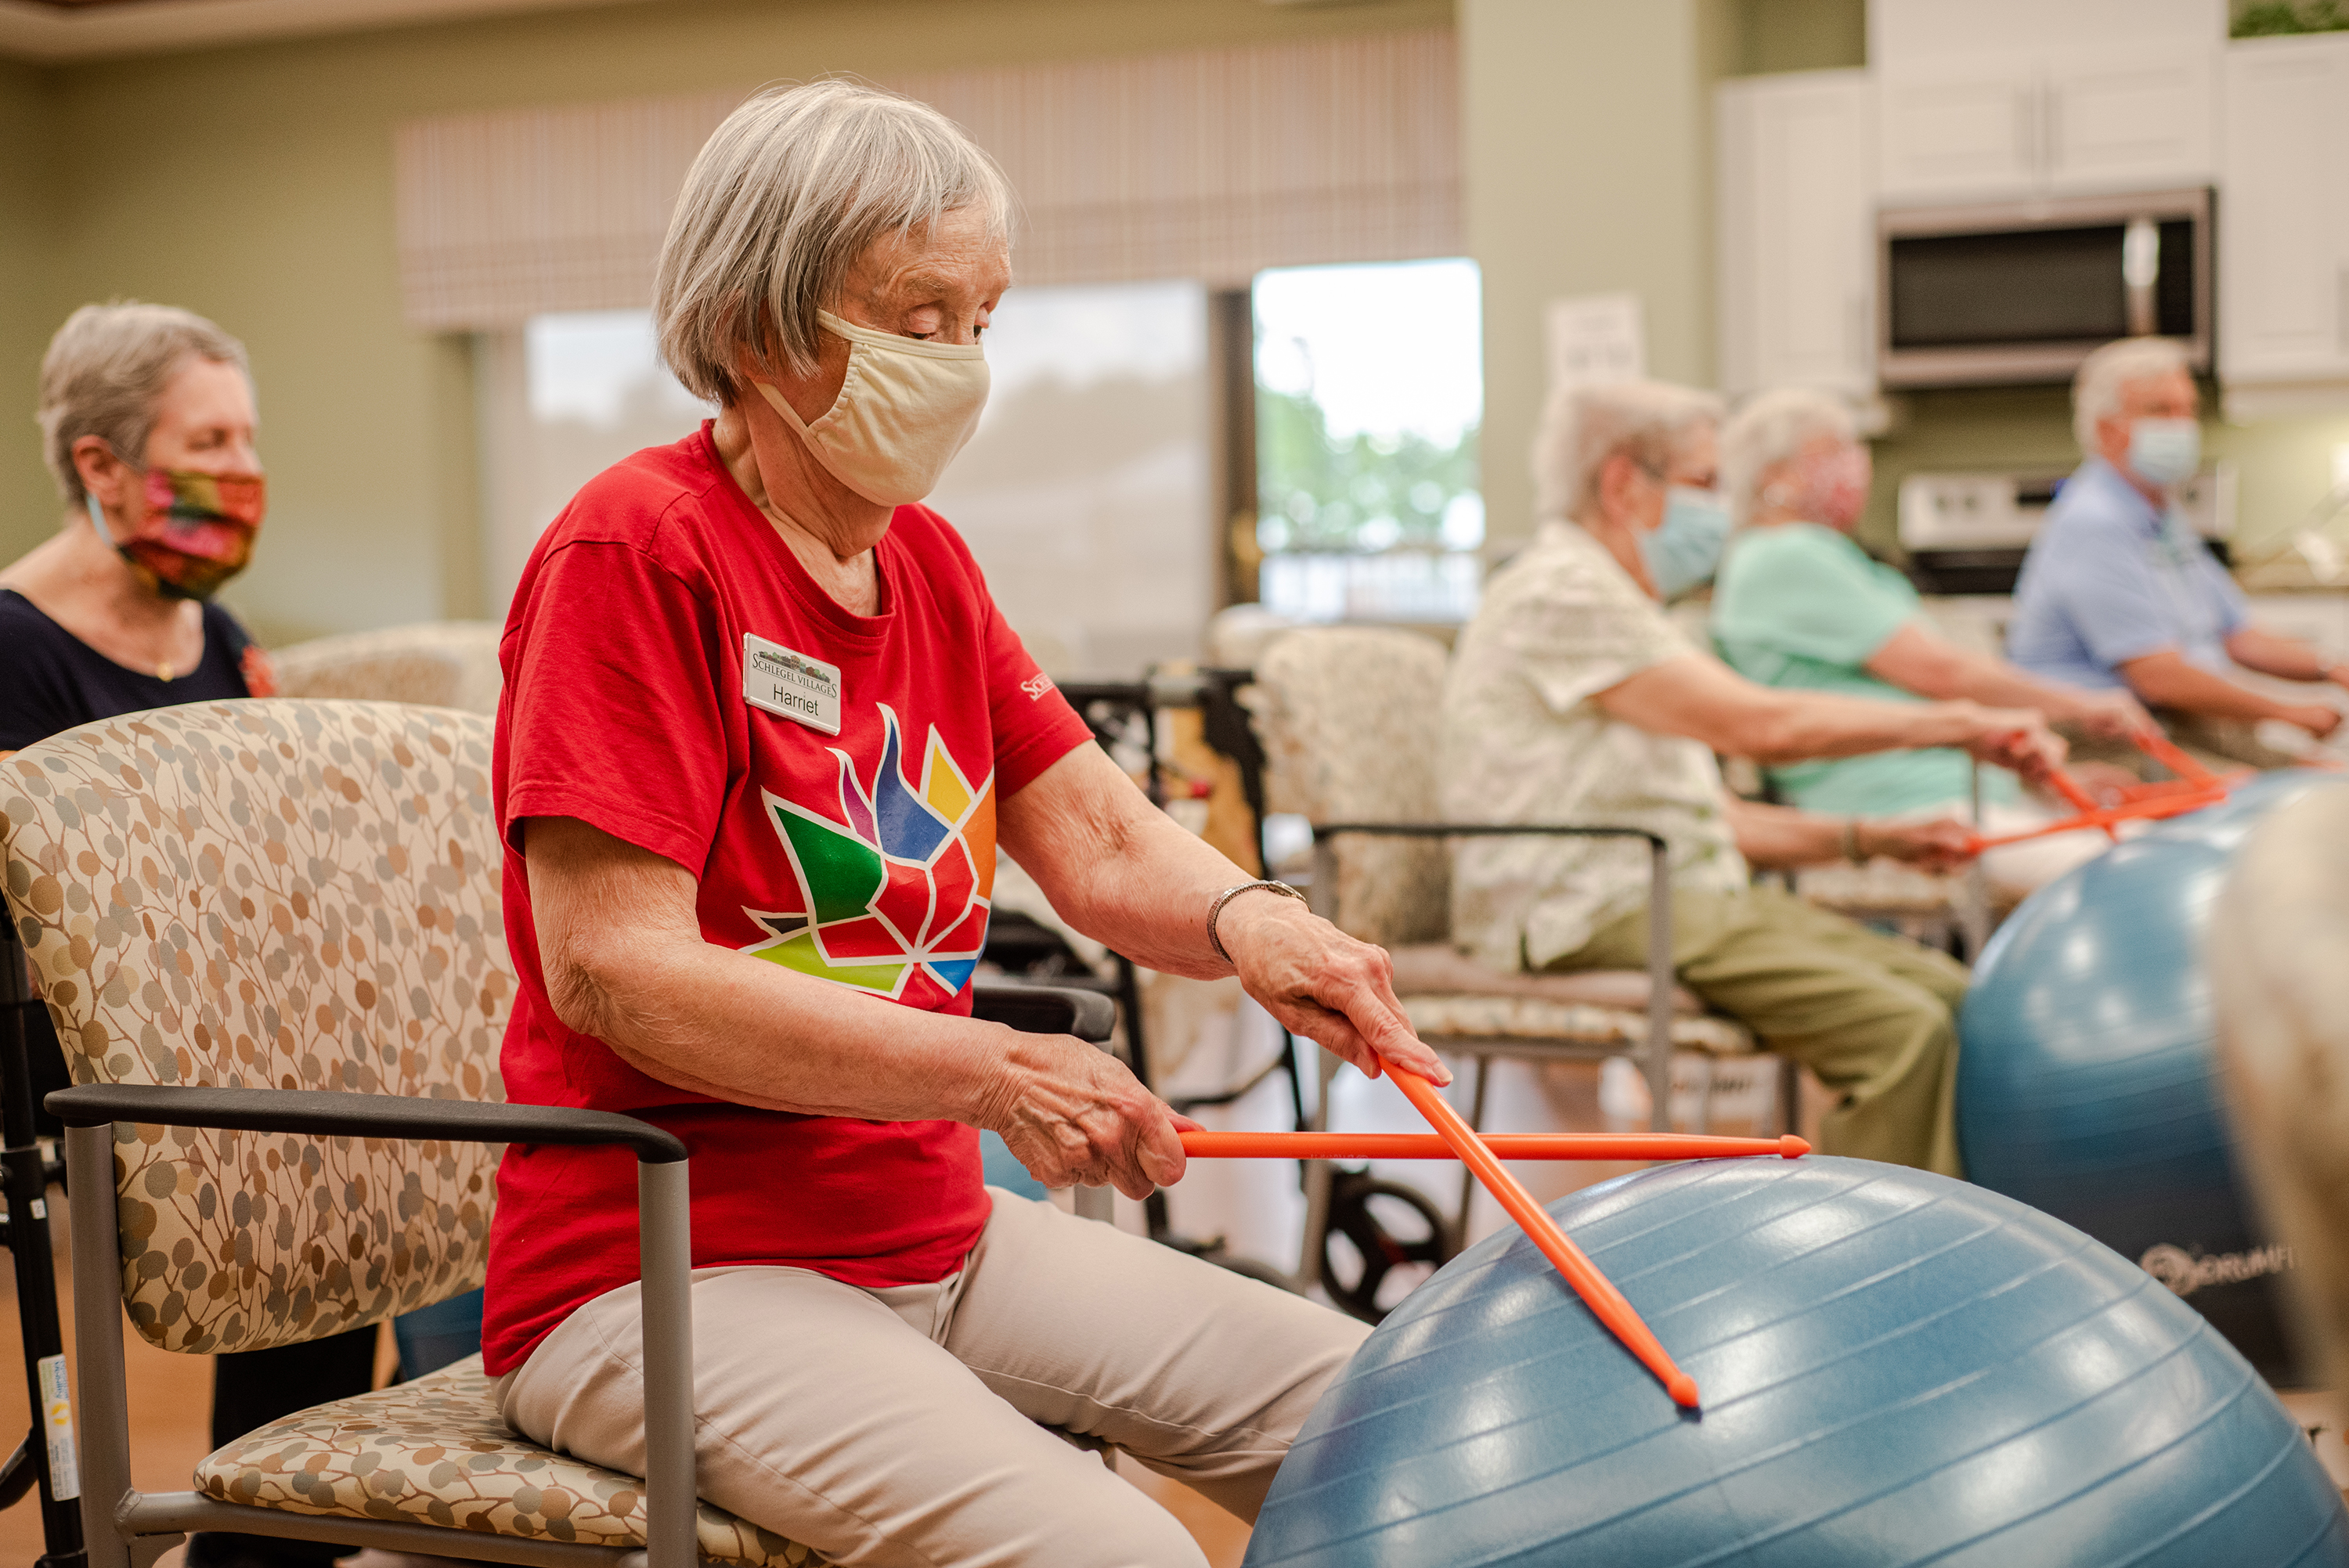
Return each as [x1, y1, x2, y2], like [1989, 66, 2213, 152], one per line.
[1877, 187, 2213, 388]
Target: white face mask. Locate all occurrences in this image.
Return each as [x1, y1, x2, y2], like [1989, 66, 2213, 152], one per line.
[753, 309, 990, 507]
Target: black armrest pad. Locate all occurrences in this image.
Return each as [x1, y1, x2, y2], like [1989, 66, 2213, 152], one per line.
[969, 979, 1117, 1044]
[45, 1084, 686, 1164]
[1315, 820, 1665, 849]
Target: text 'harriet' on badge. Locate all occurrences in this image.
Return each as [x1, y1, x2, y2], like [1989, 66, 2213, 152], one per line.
[742, 633, 843, 736]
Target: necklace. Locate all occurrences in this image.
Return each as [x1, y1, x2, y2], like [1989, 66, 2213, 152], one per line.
[157, 661, 173, 683]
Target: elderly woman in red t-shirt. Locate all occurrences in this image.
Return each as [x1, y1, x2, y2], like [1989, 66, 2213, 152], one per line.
[487, 81, 1445, 1566]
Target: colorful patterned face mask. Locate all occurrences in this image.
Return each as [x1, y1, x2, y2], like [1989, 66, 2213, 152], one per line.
[86, 463, 266, 601]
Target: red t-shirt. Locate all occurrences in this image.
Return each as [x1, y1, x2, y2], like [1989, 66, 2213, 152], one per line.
[481, 424, 1092, 1375]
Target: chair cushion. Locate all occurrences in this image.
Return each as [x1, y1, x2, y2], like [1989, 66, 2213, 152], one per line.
[1385, 943, 1706, 1014]
[1398, 993, 1756, 1057]
[194, 1355, 825, 1566]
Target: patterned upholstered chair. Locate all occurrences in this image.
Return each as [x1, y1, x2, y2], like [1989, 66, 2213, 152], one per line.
[1247, 628, 1783, 1234]
[271, 622, 503, 715]
[0, 699, 705, 1566]
[2, 699, 1111, 1568]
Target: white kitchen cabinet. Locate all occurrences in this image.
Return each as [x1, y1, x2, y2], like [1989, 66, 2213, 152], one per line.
[1868, 0, 2223, 202]
[2220, 34, 2349, 389]
[1878, 41, 2217, 203]
[1717, 70, 1876, 401]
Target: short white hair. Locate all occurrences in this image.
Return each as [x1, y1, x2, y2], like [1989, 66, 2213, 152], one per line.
[1721, 387, 1856, 523]
[36, 302, 250, 506]
[2072, 336, 2192, 452]
[654, 79, 1014, 402]
[1532, 380, 1723, 521]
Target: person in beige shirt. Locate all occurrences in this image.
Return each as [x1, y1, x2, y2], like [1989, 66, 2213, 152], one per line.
[1442, 380, 2066, 1174]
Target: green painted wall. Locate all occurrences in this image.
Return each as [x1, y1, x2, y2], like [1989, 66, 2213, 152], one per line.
[1461, 0, 1862, 546]
[3, 0, 1449, 643]
[0, 59, 57, 542]
[1463, 0, 1734, 545]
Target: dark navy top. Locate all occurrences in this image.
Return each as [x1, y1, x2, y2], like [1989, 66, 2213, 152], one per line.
[1, 586, 260, 1130]
[0, 587, 258, 751]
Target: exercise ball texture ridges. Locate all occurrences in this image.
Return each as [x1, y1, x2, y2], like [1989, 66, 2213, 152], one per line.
[1958, 770, 2348, 1379]
[1245, 1156, 2348, 1568]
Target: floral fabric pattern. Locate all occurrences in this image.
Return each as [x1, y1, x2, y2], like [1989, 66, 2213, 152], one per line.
[1251, 628, 1454, 950]
[0, 700, 510, 1354]
[196, 1354, 822, 1566]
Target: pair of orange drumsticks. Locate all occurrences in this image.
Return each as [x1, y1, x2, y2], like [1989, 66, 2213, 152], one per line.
[1178, 1081, 1808, 1409]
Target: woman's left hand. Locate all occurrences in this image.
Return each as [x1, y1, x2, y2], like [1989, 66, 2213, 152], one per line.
[1864, 817, 1977, 872]
[1214, 894, 1452, 1086]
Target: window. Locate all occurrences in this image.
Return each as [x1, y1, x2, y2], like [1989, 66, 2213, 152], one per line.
[478, 283, 1212, 676]
[1252, 258, 1484, 624]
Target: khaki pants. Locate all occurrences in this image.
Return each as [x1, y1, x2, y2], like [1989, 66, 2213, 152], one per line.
[497, 1187, 1366, 1568]
[1557, 884, 1969, 1176]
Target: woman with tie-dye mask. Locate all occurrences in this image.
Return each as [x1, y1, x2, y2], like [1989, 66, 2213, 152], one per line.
[0, 302, 342, 1568]
[2, 301, 276, 750]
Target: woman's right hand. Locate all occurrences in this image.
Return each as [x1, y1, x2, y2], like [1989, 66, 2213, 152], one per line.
[974, 1026, 1193, 1199]
[1952, 703, 2069, 782]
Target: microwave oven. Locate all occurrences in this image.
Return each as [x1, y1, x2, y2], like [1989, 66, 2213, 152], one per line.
[1876, 187, 2212, 389]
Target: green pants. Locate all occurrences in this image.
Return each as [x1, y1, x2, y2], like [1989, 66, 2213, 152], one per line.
[1554, 884, 1968, 1177]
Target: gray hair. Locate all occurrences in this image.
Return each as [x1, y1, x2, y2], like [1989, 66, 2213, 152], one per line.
[2073, 336, 2193, 452]
[1721, 387, 1857, 523]
[1532, 379, 1723, 521]
[654, 79, 1014, 402]
[37, 301, 251, 506]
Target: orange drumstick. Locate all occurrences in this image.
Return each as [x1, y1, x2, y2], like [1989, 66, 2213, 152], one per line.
[1179, 1130, 1808, 1162]
[1389, 1069, 1701, 1409]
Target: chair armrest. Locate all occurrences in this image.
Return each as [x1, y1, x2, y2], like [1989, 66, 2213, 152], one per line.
[969, 979, 1117, 1044]
[45, 1083, 685, 1163]
[1313, 820, 1665, 850]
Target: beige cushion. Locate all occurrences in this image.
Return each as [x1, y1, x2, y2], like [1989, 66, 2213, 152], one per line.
[195, 1355, 824, 1566]
[1398, 993, 1756, 1057]
[1385, 943, 1705, 1014]
[272, 622, 503, 716]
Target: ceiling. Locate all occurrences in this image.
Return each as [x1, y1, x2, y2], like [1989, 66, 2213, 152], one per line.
[0, 0, 639, 61]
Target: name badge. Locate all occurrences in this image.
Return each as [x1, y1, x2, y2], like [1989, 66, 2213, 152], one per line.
[742, 634, 843, 735]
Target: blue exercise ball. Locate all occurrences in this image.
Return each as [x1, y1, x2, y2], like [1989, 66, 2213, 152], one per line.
[980, 1129, 1049, 1202]
[1958, 770, 2347, 1381]
[1245, 1156, 2347, 1567]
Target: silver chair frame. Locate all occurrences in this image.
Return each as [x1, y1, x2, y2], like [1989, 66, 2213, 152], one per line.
[1296, 822, 1799, 1283]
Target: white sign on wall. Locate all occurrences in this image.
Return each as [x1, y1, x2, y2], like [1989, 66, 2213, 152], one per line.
[1545, 292, 1647, 392]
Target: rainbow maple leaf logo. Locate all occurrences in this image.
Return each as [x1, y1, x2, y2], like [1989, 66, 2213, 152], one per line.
[742, 705, 995, 1002]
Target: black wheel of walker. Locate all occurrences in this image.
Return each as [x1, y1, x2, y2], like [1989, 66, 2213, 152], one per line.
[1320, 1168, 1456, 1324]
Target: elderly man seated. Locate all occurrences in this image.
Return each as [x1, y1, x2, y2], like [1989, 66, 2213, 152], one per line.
[486, 82, 1450, 1568]
[1442, 380, 2065, 1177]
[1709, 387, 2151, 896]
[2008, 336, 2348, 764]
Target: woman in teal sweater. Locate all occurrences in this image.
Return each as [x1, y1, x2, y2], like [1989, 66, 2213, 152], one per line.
[1709, 388, 2149, 896]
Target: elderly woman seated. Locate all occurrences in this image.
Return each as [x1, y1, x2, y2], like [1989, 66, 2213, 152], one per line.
[1708, 387, 2152, 896]
[484, 82, 1448, 1568]
[1441, 380, 2066, 1177]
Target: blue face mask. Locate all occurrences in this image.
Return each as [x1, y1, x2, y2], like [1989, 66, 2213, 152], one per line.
[1642, 486, 1733, 600]
[2126, 417, 2201, 490]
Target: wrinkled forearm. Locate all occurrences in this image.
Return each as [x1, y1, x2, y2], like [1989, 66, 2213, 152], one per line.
[1725, 797, 1842, 869]
[1725, 689, 1984, 766]
[2121, 652, 2295, 722]
[998, 743, 1257, 980]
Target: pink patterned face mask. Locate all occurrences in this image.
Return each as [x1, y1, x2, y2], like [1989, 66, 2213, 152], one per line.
[86, 464, 267, 601]
[1771, 445, 1871, 532]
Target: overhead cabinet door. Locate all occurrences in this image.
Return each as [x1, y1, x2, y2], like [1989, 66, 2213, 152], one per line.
[2221, 34, 2349, 385]
[1718, 70, 1877, 399]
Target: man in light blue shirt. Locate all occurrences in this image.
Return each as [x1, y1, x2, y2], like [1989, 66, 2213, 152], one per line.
[2008, 337, 2347, 746]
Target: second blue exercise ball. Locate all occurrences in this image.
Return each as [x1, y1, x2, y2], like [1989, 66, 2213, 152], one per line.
[1245, 1156, 2346, 1567]
[1958, 770, 2345, 1381]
